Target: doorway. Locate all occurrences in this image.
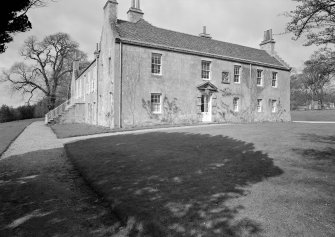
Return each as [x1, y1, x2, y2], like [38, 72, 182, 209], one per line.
[201, 94, 212, 122]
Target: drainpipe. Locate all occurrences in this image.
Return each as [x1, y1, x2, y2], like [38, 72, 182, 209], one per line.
[94, 43, 100, 126]
[119, 41, 123, 128]
[250, 64, 252, 118]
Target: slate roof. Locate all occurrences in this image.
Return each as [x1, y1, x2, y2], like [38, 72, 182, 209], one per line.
[116, 19, 289, 70]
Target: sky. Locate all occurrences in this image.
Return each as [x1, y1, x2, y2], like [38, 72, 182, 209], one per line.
[0, 0, 320, 107]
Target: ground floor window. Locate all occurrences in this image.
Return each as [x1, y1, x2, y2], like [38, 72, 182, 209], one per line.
[151, 93, 162, 113]
[271, 100, 277, 113]
[233, 97, 239, 112]
[257, 99, 263, 112]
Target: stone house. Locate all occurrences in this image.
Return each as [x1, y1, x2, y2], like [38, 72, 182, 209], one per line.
[46, 0, 291, 127]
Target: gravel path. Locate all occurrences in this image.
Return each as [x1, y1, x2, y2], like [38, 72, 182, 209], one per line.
[0, 121, 122, 236]
[1, 121, 63, 159]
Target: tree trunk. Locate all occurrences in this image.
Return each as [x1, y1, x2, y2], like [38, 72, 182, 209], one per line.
[47, 94, 57, 111]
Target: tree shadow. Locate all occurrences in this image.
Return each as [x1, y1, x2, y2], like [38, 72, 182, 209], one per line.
[292, 133, 335, 172]
[299, 133, 335, 145]
[0, 148, 120, 237]
[66, 132, 283, 236]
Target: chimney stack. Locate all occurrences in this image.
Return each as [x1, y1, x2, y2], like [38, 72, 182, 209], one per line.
[104, 0, 118, 24]
[199, 26, 212, 39]
[127, 0, 144, 23]
[260, 29, 276, 56]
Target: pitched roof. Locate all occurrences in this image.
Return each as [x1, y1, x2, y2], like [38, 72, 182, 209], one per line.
[116, 19, 290, 70]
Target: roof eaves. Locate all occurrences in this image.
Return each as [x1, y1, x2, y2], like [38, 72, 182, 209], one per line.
[118, 38, 291, 71]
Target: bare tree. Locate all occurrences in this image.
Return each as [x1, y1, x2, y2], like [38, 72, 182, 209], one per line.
[286, 0, 335, 46]
[1, 32, 87, 110]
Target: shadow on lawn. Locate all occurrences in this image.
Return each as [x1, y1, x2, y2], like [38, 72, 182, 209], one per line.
[66, 132, 284, 237]
[293, 134, 335, 172]
[300, 133, 335, 145]
[0, 149, 119, 237]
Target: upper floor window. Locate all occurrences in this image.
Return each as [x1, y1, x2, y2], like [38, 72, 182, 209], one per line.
[234, 65, 241, 83]
[272, 72, 278, 87]
[233, 97, 239, 112]
[151, 93, 162, 114]
[257, 99, 263, 112]
[222, 71, 230, 84]
[151, 53, 162, 75]
[201, 61, 211, 80]
[271, 100, 277, 113]
[257, 69, 263, 86]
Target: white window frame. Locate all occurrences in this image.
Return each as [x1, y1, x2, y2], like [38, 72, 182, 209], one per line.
[151, 93, 162, 114]
[272, 72, 278, 88]
[233, 97, 239, 112]
[271, 100, 277, 113]
[234, 65, 241, 83]
[257, 99, 263, 112]
[201, 60, 211, 80]
[151, 53, 162, 75]
[256, 69, 263, 86]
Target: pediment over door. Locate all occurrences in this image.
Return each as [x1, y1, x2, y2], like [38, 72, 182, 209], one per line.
[197, 81, 218, 92]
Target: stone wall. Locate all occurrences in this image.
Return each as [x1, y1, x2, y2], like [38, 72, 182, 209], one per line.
[118, 44, 291, 127]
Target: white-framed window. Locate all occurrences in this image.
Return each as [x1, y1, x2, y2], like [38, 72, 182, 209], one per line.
[257, 99, 263, 112]
[271, 100, 277, 113]
[234, 65, 241, 83]
[272, 72, 278, 87]
[151, 53, 162, 75]
[222, 71, 229, 83]
[233, 97, 239, 112]
[201, 61, 211, 80]
[151, 93, 162, 114]
[257, 69, 263, 86]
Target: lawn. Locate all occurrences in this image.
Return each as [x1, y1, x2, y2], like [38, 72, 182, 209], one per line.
[51, 123, 113, 139]
[0, 119, 41, 156]
[65, 123, 335, 236]
[291, 109, 335, 121]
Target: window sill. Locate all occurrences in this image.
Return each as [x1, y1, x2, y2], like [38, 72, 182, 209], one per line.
[233, 82, 241, 84]
[152, 112, 162, 115]
[257, 85, 264, 87]
[151, 74, 163, 77]
[202, 78, 211, 81]
[222, 81, 230, 84]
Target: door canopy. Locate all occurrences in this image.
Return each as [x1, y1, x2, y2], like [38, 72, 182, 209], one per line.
[197, 81, 218, 95]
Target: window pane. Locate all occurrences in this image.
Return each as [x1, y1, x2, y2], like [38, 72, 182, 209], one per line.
[234, 66, 240, 82]
[201, 61, 211, 79]
[152, 54, 162, 74]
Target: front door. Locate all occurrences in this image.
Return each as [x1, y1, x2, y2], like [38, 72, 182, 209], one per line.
[201, 94, 212, 122]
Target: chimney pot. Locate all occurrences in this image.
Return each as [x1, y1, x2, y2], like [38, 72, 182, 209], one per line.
[199, 26, 212, 39]
[127, 0, 144, 22]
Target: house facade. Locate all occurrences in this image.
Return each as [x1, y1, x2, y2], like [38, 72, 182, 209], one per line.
[51, 0, 291, 128]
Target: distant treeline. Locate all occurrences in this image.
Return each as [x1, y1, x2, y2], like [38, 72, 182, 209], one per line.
[0, 99, 49, 123]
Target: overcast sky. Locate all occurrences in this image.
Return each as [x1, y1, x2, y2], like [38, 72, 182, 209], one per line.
[0, 0, 320, 107]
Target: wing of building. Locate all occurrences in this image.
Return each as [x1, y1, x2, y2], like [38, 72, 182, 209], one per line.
[46, 0, 291, 127]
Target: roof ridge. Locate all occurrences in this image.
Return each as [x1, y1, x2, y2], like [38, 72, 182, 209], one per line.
[116, 18, 288, 69]
[131, 19, 271, 54]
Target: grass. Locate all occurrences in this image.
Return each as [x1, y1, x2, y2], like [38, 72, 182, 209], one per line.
[51, 122, 212, 139]
[65, 123, 335, 236]
[51, 123, 113, 139]
[0, 119, 41, 156]
[291, 109, 335, 121]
